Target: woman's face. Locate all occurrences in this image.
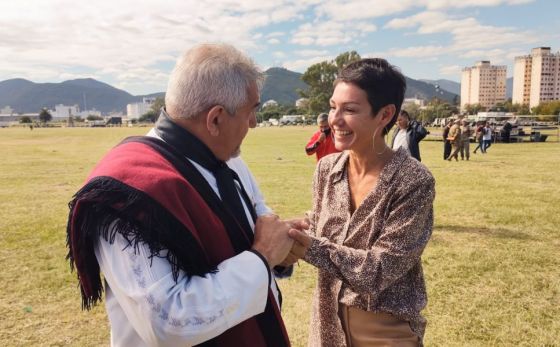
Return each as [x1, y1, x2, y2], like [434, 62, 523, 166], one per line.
[328, 82, 386, 152]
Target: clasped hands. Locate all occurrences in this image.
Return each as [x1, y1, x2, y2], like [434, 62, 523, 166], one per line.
[252, 214, 312, 269]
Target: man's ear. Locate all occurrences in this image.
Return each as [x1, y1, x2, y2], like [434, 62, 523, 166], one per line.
[206, 105, 225, 136]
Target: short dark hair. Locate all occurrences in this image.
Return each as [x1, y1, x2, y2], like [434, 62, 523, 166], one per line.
[399, 110, 410, 120]
[335, 58, 406, 135]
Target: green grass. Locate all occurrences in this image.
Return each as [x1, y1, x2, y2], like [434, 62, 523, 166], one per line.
[1, 126, 559, 346]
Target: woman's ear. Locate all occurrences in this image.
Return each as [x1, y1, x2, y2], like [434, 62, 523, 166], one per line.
[379, 104, 396, 126]
[206, 105, 225, 136]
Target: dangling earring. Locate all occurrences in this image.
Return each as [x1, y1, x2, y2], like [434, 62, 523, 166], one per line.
[372, 127, 388, 156]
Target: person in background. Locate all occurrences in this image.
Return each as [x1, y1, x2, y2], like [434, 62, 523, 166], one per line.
[390, 110, 429, 161]
[459, 119, 472, 160]
[482, 122, 493, 152]
[305, 112, 340, 161]
[442, 121, 452, 160]
[446, 120, 462, 161]
[473, 121, 485, 154]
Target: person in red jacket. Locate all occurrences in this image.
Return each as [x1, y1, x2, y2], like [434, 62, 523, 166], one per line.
[305, 113, 340, 161]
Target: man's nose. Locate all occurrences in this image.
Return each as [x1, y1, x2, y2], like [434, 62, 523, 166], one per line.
[249, 112, 257, 128]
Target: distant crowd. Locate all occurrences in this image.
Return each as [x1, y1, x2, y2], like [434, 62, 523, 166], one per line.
[442, 119, 495, 161]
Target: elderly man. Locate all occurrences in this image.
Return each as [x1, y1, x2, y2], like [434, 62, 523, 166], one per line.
[305, 113, 340, 161]
[66, 44, 306, 346]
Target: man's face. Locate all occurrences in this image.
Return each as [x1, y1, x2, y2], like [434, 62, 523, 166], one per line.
[221, 83, 259, 159]
[318, 120, 330, 132]
[397, 115, 409, 129]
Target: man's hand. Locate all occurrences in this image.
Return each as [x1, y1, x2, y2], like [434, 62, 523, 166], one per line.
[279, 229, 312, 266]
[318, 132, 326, 143]
[252, 214, 294, 268]
[278, 219, 312, 267]
[280, 217, 311, 267]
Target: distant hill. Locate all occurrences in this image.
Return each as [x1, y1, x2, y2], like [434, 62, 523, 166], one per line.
[261, 67, 308, 105]
[0, 69, 460, 113]
[0, 78, 151, 113]
[405, 78, 457, 102]
[420, 79, 460, 95]
[260, 69, 458, 106]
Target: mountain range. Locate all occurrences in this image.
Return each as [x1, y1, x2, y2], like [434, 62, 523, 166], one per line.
[0, 68, 463, 114]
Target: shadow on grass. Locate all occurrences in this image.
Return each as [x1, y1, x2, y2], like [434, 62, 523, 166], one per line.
[434, 224, 535, 240]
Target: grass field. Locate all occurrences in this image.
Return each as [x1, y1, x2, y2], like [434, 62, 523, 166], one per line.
[1, 126, 559, 346]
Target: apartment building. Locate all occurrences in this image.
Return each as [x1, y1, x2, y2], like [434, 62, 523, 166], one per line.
[461, 61, 507, 112]
[512, 47, 560, 108]
[126, 97, 156, 119]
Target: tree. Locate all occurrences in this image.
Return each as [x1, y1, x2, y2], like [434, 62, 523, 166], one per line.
[256, 104, 301, 123]
[20, 116, 32, 124]
[150, 97, 165, 113]
[86, 115, 103, 121]
[139, 110, 158, 123]
[300, 51, 361, 115]
[39, 108, 52, 123]
[452, 95, 460, 106]
[402, 103, 421, 119]
[464, 103, 485, 115]
[532, 101, 560, 117]
[334, 51, 361, 70]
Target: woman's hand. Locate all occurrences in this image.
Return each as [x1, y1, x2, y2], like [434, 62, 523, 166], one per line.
[277, 218, 312, 267]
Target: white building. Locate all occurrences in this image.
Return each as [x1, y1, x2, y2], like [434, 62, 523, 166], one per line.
[1, 106, 14, 115]
[262, 99, 278, 108]
[52, 104, 80, 119]
[295, 98, 308, 108]
[77, 108, 102, 118]
[512, 47, 560, 108]
[127, 97, 155, 119]
[403, 97, 426, 107]
[461, 61, 507, 112]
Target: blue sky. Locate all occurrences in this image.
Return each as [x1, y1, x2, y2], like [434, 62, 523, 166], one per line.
[0, 0, 558, 95]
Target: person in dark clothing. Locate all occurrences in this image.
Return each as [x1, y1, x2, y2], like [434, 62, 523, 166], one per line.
[473, 121, 485, 154]
[390, 110, 429, 161]
[501, 121, 512, 143]
[442, 121, 452, 159]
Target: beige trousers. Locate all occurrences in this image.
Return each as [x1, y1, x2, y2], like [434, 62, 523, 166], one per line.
[339, 305, 419, 347]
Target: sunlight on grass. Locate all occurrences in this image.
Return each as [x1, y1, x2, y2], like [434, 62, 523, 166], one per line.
[1, 126, 559, 346]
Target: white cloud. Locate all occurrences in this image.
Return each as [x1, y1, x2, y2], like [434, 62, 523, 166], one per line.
[314, 0, 535, 21]
[0, 0, 309, 94]
[296, 49, 330, 57]
[0, 0, 546, 93]
[273, 51, 287, 58]
[388, 45, 446, 58]
[386, 11, 539, 53]
[439, 65, 462, 76]
[291, 20, 376, 46]
[282, 55, 333, 71]
[267, 32, 285, 38]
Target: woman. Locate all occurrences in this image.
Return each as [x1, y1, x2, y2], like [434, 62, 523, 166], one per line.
[291, 59, 435, 346]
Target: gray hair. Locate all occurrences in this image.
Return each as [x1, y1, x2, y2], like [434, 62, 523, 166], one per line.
[317, 113, 328, 123]
[165, 43, 264, 119]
